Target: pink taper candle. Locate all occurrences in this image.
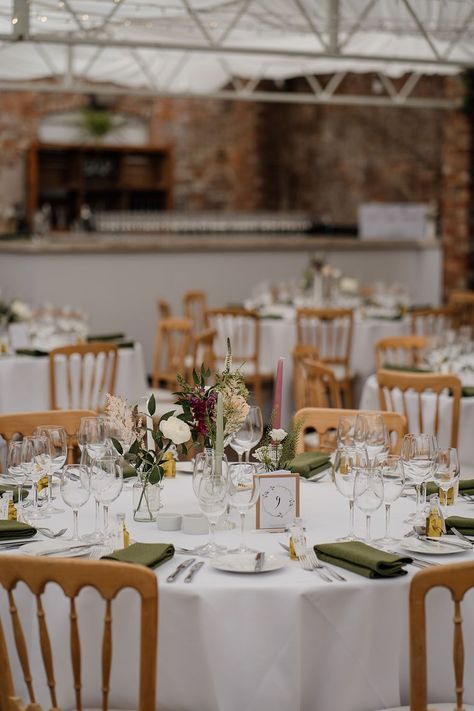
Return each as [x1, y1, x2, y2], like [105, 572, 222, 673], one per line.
[273, 357, 284, 429]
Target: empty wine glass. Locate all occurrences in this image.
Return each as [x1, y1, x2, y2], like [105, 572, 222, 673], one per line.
[401, 434, 437, 523]
[21, 435, 51, 520]
[195, 453, 228, 557]
[362, 414, 390, 463]
[60, 465, 90, 541]
[7, 441, 26, 510]
[230, 406, 263, 463]
[336, 415, 355, 448]
[227, 463, 260, 553]
[354, 466, 384, 543]
[90, 456, 123, 536]
[77, 417, 108, 459]
[353, 414, 368, 450]
[333, 446, 368, 541]
[80, 447, 104, 543]
[375, 454, 405, 543]
[433, 447, 460, 516]
[245, 406, 264, 461]
[35, 426, 67, 514]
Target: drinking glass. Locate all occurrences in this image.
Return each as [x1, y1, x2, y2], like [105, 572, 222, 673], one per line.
[227, 463, 260, 553]
[433, 447, 460, 516]
[80, 447, 104, 543]
[333, 446, 368, 541]
[60, 465, 90, 541]
[401, 434, 437, 522]
[375, 454, 405, 543]
[230, 406, 263, 463]
[336, 415, 355, 448]
[21, 435, 51, 520]
[90, 456, 123, 535]
[354, 466, 384, 543]
[7, 441, 26, 510]
[77, 417, 108, 459]
[362, 414, 390, 463]
[35, 426, 67, 514]
[245, 406, 264, 461]
[194, 454, 228, 557]
[353, 414, 368, 450]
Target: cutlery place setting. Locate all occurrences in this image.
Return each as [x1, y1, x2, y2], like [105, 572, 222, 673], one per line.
[166, 558, 205, 583]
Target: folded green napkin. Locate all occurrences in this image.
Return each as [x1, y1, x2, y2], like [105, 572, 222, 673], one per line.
[383, 364, 432, 373]
[102, 542, 175, 569]
[0, 520, 37, 540]
[15, 348, 48, 357]
[87, 333, 125, 342]
[122, 462, 137, 479]
[117, 341, 135, 349]
[445, 517, 474, 536]
[426, 479, 474, 497]
[288, 451, 331, 479]
[462, 387, 474, 397]
[261, 314, 284, 320]
[0, 484, 28, 503]
[314, 541, 412, 578]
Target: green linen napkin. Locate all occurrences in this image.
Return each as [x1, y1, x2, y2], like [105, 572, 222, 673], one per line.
[314, 541, 412, 578]
[261, 314, 284, 320]
[0, 484, 28, 503]
[15, 348, 48, 357]
[383, 364, 432, 373]
[288, 451, 331, 479]
[87, 333, 125, 342]
[0, 520, 37, 540]
[445, 517, 474, 536]
[426, 479, 474, 497]
[102, 542, 175, 569]
[462, 387, 474, 397]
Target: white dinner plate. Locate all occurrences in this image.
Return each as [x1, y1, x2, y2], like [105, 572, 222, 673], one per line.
[211, 552, 286, 573]
[20, 540, 94, 558]
[176, 461, 194, 474]
[400, 537, 470, 556]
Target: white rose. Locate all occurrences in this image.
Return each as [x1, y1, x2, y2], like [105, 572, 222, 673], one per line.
[10, 299, 31, 321]
[159, 416, 191, 445]
[270, 428, 287, 443]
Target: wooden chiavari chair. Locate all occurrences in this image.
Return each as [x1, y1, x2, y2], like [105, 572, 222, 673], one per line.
[292, 344, 319, 411]
[301, 359, 342, 408]
[49, 343, 118, 411]
[183, 290, 208, 335]
[410, 306, 456, 338]
[295, 307, 354, 407]
[376, 562, 474, 711]
[192, 328, 216, 376]
[374, 335, 428, 371]
[157, 299, 172, 320]
[0, 556, 158, 711]
[377, 369, 461, 448]
[294, 407, 407, 454]
[151, 318, 192, 390]
[0, 409, 96, 472]
[204, 307, 270, 408]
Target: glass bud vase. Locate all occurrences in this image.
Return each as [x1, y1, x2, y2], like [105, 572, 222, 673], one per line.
[133, 472, 163, 522]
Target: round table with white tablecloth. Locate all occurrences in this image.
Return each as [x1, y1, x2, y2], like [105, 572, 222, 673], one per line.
[259, 314, 409, 424]
[2, 471, 474, 711]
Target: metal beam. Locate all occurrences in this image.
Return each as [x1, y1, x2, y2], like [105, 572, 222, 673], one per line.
[0, 79, 460, 110]
[12, 0, 29, 40]
[328, 0, 340, 54]
[0, 32, 471, 69]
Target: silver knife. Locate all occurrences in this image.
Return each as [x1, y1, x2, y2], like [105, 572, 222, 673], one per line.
[254, 551, 265, 571]
[184, 561, 204, 583]
[451, 527, 474, 545]
[418, 535, 471, 550]
[166, 558, 195, 583]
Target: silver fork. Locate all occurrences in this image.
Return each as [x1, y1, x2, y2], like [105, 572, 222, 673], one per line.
[307, 549, 346, 582]
[37, 527, 67, 539]
[298, 550, 333, 582]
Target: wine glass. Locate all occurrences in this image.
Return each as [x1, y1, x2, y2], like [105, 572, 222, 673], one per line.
[333, 446, 368, 541]
[90, 456, 123, 537]
[354, 466, 384, 543]
[375, 454, 405, 543]
[245, 406, 264, 461]
[60, 465, 90, 541]
[401, 434, 437, 523]
[194, 453, 228, 557]
[21, 435, 51, 520]
[363, 414, 390, 463]
[227, 463, 260, 553]
[230, 407, 263, 463]
[7, 441, 26, 510]
[433, 448, 460, 516]
[80, 447, 104, 543]
[336, 415, 355, 448]
[35, 426, 67, 514]
[77, 417, 108, 459]
[353, 414, 368, 450]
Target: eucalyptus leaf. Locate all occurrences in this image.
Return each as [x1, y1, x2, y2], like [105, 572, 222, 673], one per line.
[111, 437, 123, 455]
[148, 393, 156, 416]
[129, 439, 140, 455]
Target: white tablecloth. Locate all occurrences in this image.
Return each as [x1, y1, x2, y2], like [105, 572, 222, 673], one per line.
[3, 473, 474, 711]
[260, 315, 408, 424]
[0, 344, 148, 413]
[360, 374, 474, 471]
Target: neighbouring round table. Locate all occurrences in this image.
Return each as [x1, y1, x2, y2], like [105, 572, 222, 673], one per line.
[2, 471, 474, 711]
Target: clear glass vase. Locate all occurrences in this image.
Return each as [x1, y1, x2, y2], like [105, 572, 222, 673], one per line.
[133, 473, 163, 522]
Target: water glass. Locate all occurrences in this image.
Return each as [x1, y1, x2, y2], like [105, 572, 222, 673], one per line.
[60, 465, 90, 541]
[21, 435, 51, 520]
[230, 406, 263, 463]
[336, 416, 355, 448]
[227, 463, 260, 553]
[354, 466, 384, 542]
[401, 434, 437, 522]
[194, 453, 228, 557]
[77, 417, 108, 459]
[362, 414, 390, 463]
[90, 456, 123, 535]
[7, 441, 26, 510]
[375, 454, 405, 543]
[433, 448, 460, 515]
[333, 446, 368, 541]
[35, 425, 67, 514]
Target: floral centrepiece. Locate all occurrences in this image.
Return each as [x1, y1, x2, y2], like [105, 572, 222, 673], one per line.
[254, 422, 302, 472]
[0, 297, 32, 326]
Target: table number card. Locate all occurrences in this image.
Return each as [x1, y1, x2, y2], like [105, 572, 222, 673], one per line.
[256, 471, 300, 531]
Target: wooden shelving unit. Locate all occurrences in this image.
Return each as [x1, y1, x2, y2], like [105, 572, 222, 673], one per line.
[26, 143, 173, 230]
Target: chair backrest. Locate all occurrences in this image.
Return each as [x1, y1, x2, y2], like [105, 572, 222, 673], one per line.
[0, 555, 158, 711]
[301, 359, 342, 409]
[48, 344, 118, 411]
[374, 335, 428, 371]
[410, 306, 456, 337]
[151, 317, 192, 389]
[192, 328, 216, 376]
[295, 308, 353, 371]
[377, 369, 461, 448]
[0, 409, 96, 471]
[448, 290, 474, 328]
[294, 407, 407, 454]
[204, 308, 260, 375]
[157, 299, 171, 320]
[183, 291, 208, 334]
[409, 561, 474, 711]
[292, 344, 320, 411]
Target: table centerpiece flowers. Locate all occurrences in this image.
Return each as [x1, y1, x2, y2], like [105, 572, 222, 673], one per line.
[254, 420, 301, 472]
[105, 393, 191, 521]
